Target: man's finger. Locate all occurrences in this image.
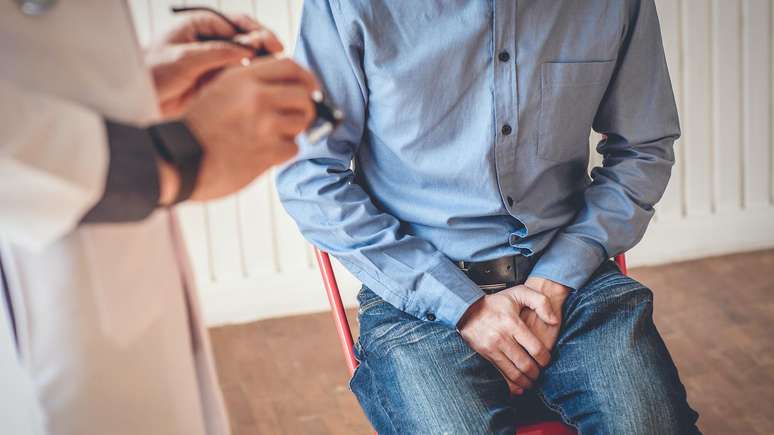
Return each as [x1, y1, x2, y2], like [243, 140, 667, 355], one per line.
[499, 368, 525, 395]
[511, 320, 552, 367]
[248, 58, 321, 92]
[509, 383, 524, 396]
[508, 286, 559, 325]
[499, 335, 540, 383]
[489, 350, 531, 390]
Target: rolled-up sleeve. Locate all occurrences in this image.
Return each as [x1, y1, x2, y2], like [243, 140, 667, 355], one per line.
[276, 0, 483, 327]
[530, 0, 680, 289]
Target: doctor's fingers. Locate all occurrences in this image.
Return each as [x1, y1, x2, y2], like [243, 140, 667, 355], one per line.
[258, 86, 316, 124]
[233, 29, 283, 56]
[164, 12, 282, 53]
[175, 41, 254, 77]
[265, 138, 300, 164]
[255, 110, 313, 143]
[246, 58, 320, 94]
[164, 12, 247, 43]
[163, 12, 233, 43]
[190, 12, 276, 43]
[270, 111, 315, 139]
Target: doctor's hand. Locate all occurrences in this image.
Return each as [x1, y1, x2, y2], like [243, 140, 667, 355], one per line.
[181, 57, 319, 201]
[146, 12, 283, 117]
[457, 286, 559, 396]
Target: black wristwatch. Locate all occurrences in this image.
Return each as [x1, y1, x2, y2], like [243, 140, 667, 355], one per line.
[148, 120, 204, 204]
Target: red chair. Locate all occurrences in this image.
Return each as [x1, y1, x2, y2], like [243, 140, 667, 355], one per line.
[314, 248, 628, 435]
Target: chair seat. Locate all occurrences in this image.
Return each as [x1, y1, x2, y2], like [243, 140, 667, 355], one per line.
[517, 421, 576, 435]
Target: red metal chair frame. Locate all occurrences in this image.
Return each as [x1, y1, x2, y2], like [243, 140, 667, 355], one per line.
[314, 248, 628, 435]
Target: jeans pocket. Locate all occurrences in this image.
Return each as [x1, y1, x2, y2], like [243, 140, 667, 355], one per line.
[348, 338, 364, 387]
[357, 286, 389, 314]
[355, 288, 420, 359]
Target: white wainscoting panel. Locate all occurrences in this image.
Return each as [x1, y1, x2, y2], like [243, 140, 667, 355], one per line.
[130, 0, 774, 326]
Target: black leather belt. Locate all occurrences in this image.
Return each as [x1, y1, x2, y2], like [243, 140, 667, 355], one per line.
[457, 255, 535, 293]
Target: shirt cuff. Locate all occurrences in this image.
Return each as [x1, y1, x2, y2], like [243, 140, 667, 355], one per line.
[80, 120, 160, 223]
[409, 258, 485, 328]
[529, 233, 607, 290]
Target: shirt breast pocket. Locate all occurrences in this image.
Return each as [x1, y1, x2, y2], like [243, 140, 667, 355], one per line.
[538, 60, 616, 162]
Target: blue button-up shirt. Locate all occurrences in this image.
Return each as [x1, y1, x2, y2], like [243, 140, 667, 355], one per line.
[277, 0, 679, 328]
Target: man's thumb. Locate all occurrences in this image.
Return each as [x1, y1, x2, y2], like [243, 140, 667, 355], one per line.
[509, 286, 559, 325]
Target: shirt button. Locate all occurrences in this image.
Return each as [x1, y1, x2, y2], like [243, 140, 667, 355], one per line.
[426, 313, 436, 321]
[498, 51, 511, 62]
[501, 124, 512, 135]
[507, 196, 514, 207]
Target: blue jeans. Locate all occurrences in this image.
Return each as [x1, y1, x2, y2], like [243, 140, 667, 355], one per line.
[350, 261, 700, 434]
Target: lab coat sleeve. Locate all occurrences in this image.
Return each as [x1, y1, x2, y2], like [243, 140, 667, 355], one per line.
[0, 79, 108, 249]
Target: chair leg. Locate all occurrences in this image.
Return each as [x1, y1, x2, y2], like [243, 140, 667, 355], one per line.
[614, 253, 628, 275]
[313, 248, 376, 434]
[314, 248, 358, 375]
[517, 421, 577, 435]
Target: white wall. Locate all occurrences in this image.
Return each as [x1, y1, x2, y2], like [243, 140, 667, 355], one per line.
[129, 0, 774, 326]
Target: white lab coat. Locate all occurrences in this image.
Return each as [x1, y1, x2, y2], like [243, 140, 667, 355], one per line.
[0, 2, 229, 435]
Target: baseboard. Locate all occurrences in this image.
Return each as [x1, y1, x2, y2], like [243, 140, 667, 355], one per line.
[629, 206, 774, 266]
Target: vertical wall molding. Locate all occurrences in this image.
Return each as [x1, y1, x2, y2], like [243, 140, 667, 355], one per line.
[129, 0, 774, 325]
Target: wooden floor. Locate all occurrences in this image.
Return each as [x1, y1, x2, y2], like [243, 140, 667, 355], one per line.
[210, 249, 774, 435]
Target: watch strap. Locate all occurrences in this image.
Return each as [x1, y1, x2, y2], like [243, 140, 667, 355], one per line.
[148, 120, 203, 204]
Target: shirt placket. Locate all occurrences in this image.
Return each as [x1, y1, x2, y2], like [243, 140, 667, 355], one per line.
[493, 1, 528, 249]
[493, 0, 517, 209]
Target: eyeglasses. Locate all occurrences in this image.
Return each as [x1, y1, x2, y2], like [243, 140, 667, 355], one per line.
[171, 5, 343, 143]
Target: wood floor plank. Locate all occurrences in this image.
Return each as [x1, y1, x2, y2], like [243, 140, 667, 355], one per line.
[211, 249, 774, 435]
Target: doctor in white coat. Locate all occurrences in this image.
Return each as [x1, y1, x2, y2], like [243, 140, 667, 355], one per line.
[0, 1, 318, 434]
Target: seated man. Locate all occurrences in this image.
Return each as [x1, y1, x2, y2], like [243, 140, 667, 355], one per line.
[278, 1, 700, 434]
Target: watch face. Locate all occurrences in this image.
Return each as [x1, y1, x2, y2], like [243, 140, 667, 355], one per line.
[16, 0, 58, 16]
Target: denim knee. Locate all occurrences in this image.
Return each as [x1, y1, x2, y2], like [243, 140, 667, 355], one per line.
[571, 262, 654, 311]
[583, 371, 700, 435]
[542, 266, 699, 435]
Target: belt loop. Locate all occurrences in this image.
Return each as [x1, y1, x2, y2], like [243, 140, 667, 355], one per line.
[513, 256, 522, 283]
[520, 256, 530, 283]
